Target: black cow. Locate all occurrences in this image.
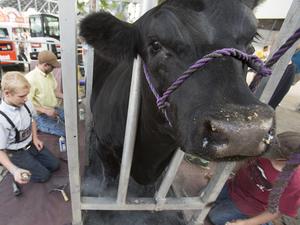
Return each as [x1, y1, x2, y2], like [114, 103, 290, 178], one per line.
[80, 0, 275, 185]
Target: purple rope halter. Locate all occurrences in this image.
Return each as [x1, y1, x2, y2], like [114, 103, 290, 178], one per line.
[143, 48, 271, 125]
[249, 27, 300, 91]
[268, 152, 300, 213]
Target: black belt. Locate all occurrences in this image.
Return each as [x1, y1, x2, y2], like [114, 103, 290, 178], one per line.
[8, 142, 32, 152]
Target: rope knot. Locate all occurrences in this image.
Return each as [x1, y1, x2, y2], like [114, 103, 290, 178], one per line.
[157, 98, 170, 110]
[257, 64, 272, 77]
[248, 55, 272, 77]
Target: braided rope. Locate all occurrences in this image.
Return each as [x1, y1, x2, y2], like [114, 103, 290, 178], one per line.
[143, 48, 271, 112]
[249, 27, 300, 91]
[268, 153, 300, 213]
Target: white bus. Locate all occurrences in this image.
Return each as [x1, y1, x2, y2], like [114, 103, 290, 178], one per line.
[28, 13, 61, 60]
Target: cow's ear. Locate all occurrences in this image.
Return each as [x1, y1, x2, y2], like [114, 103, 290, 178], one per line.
[240, 0, 266, 9]
[80, 11, 138, 61]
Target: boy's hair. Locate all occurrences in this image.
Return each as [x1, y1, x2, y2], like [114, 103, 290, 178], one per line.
[275, 131, 300, 158]
[1, 71, 30, 94]
[267, 131, 300, 159]
[268, 131, 300, 213]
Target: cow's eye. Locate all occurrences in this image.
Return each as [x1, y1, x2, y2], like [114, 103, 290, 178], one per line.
[246, 44, 255, 54]
[150, 41, 162, 52]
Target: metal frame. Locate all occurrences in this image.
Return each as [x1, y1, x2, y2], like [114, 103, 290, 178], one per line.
[257, 0, 300, 103]
[9, 0, 59, 14]
[57, 1, 300, 225]
[58, 1, 82, 225]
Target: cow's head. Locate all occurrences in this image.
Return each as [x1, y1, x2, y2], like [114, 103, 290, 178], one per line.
[80, 0, 275, 161]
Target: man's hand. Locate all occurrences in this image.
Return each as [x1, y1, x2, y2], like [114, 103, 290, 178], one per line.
[43, 108, 58, 118]
[12, 168, 31, 184]
[33, 138, 44, 151]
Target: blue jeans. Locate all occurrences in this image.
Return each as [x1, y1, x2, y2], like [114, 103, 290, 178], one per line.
[35, 107, 65, 137]
[208, 184, 273, 225]
[10, 144, 60, 182]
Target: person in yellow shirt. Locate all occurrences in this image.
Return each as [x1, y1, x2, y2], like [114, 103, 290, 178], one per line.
[25, 51, 65, 137]
[255, 45, 270, 62]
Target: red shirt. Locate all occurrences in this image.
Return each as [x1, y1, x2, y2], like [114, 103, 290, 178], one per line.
[228, 158, 300, 217]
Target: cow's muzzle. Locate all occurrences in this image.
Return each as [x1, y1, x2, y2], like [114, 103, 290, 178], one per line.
[196, 105, 275, 160]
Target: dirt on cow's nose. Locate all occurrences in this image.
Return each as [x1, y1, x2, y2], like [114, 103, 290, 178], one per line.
[198, 105, 275, 159]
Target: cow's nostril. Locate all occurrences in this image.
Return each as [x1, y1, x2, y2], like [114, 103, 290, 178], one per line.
[202, 121, 229, 150]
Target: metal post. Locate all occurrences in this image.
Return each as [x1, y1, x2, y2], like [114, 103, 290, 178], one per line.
[258, 0, 300, 103]
[58, 0, 82, 224]
[155, 149, 185, 208]
[17, 0, 22, 12]
[83, 0, 97, 167]
[117, 56, 142, 203]
[116, 0, 158, 204]
[188, 162, 236, 225]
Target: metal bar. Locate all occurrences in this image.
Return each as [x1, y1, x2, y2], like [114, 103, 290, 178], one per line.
[51, 4, 58, 14]
[17, 0, 22, 12]
[155, 149, 185, 206]
[83, 46, 94, 166]
[258, 0, 300, 103]
[188, 162, 236, 225]
[0, 59, 30, 64]
[82, 196, 204, 211]
[116, 0, 158, 205]
[24, 0, 34, 11]
[0, 38, 62, 45]
[38, 2, 48, 13]
[117, 57, 142, 204]
[48, 1, 51, 13]
[58, 1, 82, 225]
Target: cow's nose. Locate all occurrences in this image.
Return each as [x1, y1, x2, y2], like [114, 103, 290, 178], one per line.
[200, 107, 275, 159]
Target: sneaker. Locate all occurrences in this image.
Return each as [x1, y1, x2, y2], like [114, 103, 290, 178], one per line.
[12, 181, 22, 196]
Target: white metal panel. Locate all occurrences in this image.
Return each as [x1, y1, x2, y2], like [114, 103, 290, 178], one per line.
[82, 196, 205, 211]
[58, 0, 82, 225]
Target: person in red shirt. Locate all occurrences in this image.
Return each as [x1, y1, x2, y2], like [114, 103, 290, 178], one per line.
[208, 131, 300, 225]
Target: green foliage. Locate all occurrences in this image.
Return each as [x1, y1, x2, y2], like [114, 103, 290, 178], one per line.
[99, 0, 129, 21]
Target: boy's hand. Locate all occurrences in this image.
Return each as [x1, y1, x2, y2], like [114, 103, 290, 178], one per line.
[12, 168, 31, 184]
[33, 138, 44, 151]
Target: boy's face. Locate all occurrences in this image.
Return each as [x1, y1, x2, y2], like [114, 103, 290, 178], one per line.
[4, 88, 29, 107]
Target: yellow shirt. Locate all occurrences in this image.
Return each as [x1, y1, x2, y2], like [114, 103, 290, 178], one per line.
[25, 67, 58, 108]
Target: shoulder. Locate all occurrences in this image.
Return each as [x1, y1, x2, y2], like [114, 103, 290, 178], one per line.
[26, 68, 40, 80]
[25, 70, 35, 81]
[0, 104, 13, 128]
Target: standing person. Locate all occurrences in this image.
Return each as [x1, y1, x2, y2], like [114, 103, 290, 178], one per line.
[208, 131, 300, 225]
[255, 45, 270, 62]
[25, 50, 65, 137]
[0, 72, 60, 186]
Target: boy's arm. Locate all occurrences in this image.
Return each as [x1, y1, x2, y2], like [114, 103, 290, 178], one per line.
[226, 211, 281, 225]
[31, 120, 43, 151]
[0, 150, 30, 184]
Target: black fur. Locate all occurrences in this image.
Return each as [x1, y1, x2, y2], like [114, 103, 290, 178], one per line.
[80, 0, 274, 185]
